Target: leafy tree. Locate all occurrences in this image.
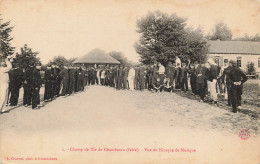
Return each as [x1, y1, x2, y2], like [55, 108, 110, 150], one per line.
[0, 17, 15, 58]
[233, 33, 260, 42]
[135, 11, 208, 65]
[108, 51, 132, 67]
[47, 56, 77, 66]
[208, 22, 232, 41]
[14, 44, 40, 69]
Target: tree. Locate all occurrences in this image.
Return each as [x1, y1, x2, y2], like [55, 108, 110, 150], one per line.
[135, 11, 208, 65]
[209, 22, 232, 41]
[0, 17, 15, 58]
[14, 44, 40, 69]
[184, 28, 209, 63]
[47, 56, 77, 66]
[233, 33, 260, 42]
[108, 51, 132, 67]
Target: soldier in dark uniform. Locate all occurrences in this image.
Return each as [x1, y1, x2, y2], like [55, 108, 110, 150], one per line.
[139, 66, 146, 90]
[77, 67, 82, 91]
[134, 66, 140, 90]
[9, 63, 23, 106]
[44, 66, 52, 101]
[31, 63, 42, 109]
[222, 61, 233, 106]
[81, 67, 87, 91]
[180, 63, 190, 92]
[229, 61, 247, 113]
[74, 67, 79, 92]
[165, 62, 175, 92]
[59, 65, 69, 96]
[189, 64, 198, 95]
[175, 65, 181, 90]
[146, 65, 153, 90]
[55, 65, 61, 96]
[68, 66, 75, 94]
[51, 65, 57, 98]
[23, 62, 34, 107]
[196, 63, 209, 102]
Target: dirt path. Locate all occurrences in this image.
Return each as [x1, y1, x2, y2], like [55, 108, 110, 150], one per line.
[1, 85, 260, 164]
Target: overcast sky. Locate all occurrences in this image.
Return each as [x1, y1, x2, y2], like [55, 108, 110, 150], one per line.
[1, 0, 260, 64]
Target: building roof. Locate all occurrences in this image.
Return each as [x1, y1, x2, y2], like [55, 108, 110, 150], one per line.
[208, 41, 260, 55]
[73, 48, 120, 64]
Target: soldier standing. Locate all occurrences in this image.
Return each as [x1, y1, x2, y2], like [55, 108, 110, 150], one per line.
[222, 61, 233, 106]
[229, 61, 247, 113]
[44, 66, 52, 102]
[23, 61, 34, 107]
[59, 65, 69, 96]
[31, 63, 42, 109]
[9, 63, 23, 106]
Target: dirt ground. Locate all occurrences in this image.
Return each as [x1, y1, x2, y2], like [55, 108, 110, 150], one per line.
[1, 85, 260, 164]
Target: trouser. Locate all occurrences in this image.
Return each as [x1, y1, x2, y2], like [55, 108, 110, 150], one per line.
[55, 79, 61, 96]
[10, 88, 20, 106]
[175, 77, 181, 89]
[60, 79, 68, 96]
[196, 82, 206, 100]
[209, 79, 218, 101]
[44, 81, 52, 100]
[139, 77, 145, 90]
[69, 79, 75, 94]
[0, 83, 9, 112]
[226, 83, 232, 105]
[190, 77, 197, 95]
[117, 77, 123, 89]
[128, 77, 134, 90]
[123, 77, 128, 89]
[231, 84, 243, 112]
[181, 78, 188, 92]
[217, 78, 223, 94]
[32, 88, 40, 109]
[134, 77, 139, 90]
[23, 84, 32, 106]
[101, 78, 105, 85]
[159, 74, 164, 85]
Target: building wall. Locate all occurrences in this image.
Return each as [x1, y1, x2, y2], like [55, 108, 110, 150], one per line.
[207, 53, 260, 73]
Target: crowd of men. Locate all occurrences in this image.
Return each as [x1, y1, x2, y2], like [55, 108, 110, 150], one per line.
[1, 56, 247, 113]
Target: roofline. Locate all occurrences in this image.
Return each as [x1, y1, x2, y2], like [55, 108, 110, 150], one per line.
[208, 53, 260, 55]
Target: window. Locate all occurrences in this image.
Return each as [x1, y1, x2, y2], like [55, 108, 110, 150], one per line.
[237, 56, 242, 67]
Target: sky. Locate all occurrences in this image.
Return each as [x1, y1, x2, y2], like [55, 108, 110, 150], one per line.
[1, 0, 260, 64]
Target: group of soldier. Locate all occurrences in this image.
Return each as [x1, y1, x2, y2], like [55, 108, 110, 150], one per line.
[1, 55, 247, 113]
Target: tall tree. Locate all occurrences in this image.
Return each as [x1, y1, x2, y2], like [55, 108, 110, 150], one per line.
[108, 51, 131, 66]
[14, 44, 40, 69]
[135, 11, 208, 65]
[47, 56, 77, 66]
[209, 22, 232, 41]
[0, 17, 15, 58]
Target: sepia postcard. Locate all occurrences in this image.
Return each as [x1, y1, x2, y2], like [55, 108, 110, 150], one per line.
[0, 0, 260, 163]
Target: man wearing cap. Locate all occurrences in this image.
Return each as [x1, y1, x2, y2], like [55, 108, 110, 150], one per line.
[229, 61, 247, 113]
[221, 60, 233, 106]
[59, 65, 69, 96]
[8, 62, 23, 106]
[207, 58, 220, 104]
[31, 63, 42, 109]
[23, 61, 35, 107]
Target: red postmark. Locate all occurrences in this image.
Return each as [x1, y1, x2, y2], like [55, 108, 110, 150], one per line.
[239, 129, 250, 140]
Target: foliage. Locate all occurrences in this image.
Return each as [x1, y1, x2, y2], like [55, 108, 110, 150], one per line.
[47, 56, 77, 66]
[135, 11, 208, 66]
[233, 33, 260, 42]
[0, 17, 15, 58]
[108, 51, 132, 67]
[207, 22, 232, 41]
[13, 44, 40, 69]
